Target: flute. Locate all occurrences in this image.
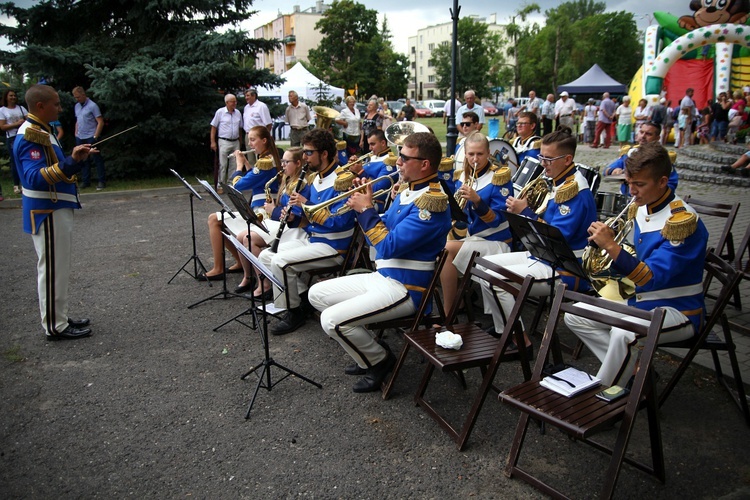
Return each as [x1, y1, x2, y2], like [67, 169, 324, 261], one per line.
[270, 162, 309, 253]
[228, 150, 255, 158]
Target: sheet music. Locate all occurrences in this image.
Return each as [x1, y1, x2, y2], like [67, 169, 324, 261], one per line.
[195, 177, 236, 217]
[170, 169, 202, 200]
[221, 182, 269, 234]
[224, 233, 284, 291]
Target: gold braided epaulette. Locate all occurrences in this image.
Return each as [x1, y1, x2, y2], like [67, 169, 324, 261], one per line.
[24, 126, 51, 147]
[414, 182, 448, 212]
[453, 169, 463, 182]
[627, 202, 638, 221]
[384, 152, 398, 166]
[255, 157, 274, 170]
[668, 150, 677, 164]
[336, 140, 347, 151]
[439, 156, 454, 172]
[554, 178, 578, 204]
[334, 169, 356, 191]
[619, 145, 632, 157]
[491, 166, 512, 186]
[530, 139, 542, 150]
[662, 200, 697, 242]
[310, 207, 332, 225]
[397, 183, 408, 194]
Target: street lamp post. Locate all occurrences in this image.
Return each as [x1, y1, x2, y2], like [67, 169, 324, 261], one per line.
[446, 0, 460, 155]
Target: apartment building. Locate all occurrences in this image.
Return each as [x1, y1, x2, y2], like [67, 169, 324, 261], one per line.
[407, 14, 506, 100]
[254, 2, 330, 75]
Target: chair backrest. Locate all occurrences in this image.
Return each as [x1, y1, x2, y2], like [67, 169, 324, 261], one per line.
[683, 195, 740, 261]
[734, 221, 750, 275]
[701, 251, 743, 336]
[407, 248, 449, 329]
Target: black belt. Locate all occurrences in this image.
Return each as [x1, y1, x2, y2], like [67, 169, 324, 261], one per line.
[218, 137, 239, 141]
[292, 127, 307, 131]
[560, 114, 572, 118]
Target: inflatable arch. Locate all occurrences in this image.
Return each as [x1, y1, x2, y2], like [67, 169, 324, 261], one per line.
[644, 23, 750, 105]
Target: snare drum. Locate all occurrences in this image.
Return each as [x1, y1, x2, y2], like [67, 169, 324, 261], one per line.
[488, 139, 518, 177]
[596, 191, 629, 218]
[512, 157, 543, 196]
[576, 163, 601, 195]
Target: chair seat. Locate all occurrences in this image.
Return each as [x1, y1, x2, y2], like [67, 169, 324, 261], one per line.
[500, 381, 642, 439]
[405, 324, 499, 372]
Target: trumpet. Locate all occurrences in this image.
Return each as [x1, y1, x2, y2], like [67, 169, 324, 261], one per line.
[336, 152, 374, 174]
[303, 171, 401, 219]
[456, 161, 479, 210]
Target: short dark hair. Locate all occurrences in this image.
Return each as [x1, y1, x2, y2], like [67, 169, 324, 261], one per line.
[367, 129, 386, 142]
[463, 111, 479, 124]
[25, 84, 58, 111]
[302, 128, 337, 162]
[542, 126, 577, 156]
[626, 141, 671, 181]
[642, 121, 662, 135]
[403, 132, 442, 172]
[517, 111, 538, 128]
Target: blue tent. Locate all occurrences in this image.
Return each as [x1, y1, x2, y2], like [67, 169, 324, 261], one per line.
[557, 64, 626, 94]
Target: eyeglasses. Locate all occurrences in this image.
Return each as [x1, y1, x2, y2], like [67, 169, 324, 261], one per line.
[280, 160, 293, 165]
[459, 122, 473, 127]
[537, 153, 568, 165]
[302, 149, 319, 157]
[516, 122, 532, 126]
[399, 152, 426, 163]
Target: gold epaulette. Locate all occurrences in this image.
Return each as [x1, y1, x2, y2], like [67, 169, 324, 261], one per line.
[662, 200, 697, 242]
[491, 166, 512, 186]
[255, 157, 274, 170]
[24, 126, 51, 147]
[397, 182, 408, 194]
[453, 169, 463, 182]
[384, 152, 398, 166]
[336, 140, 347, 151]
[619, 145, 632, 157]
[439, 156, 454, 172]
[447, 221, 468, 241]
[414, 182, 448, 212]
[554, 178, 578, 204]
[530, 139, 542, 150]
[668, 150, 677, 164]
[334, 170, 356, 191]
[310, 207, 332, 225]
[627, 202, 638, 221]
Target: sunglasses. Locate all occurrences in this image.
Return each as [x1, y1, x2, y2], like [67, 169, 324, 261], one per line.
[302, 149, 319, 156]
[459, 122, 473, 127]
[399, 152, 426, 162]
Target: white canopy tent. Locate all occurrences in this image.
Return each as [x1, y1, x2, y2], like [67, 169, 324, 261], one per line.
[264, 64, 346, 104]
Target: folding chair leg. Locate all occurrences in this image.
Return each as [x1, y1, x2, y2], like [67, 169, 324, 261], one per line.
[504, 412, 531, 478]
[715, 320, 750, 425]
[382, 342, 410, 400]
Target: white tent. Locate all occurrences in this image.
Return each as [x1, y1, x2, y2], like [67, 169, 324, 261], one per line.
[264, 64, 346, 104]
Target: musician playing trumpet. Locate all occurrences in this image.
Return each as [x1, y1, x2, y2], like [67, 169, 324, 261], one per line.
[335, 130, 395, 213]
[308, 132, 452, 393]
[565, 142, 708, 386]
[439, 132, 514, 313]
[200, 126, 280, 282]
[480, 128, 598, 353]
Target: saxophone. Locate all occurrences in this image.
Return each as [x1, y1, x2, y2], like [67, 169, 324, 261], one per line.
[517, 172, 553, 215]
[582, 198, 637, 301]
[255, 171, 282, 222]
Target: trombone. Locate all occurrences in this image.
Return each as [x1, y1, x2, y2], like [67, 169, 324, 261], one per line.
[303, 171, 401, 219]
[337, 151, 375, 174]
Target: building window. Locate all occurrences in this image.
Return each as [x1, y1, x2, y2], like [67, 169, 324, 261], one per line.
[428, 43, 435, 51]
[420, 35, 423, 44]
[411, 46, 415, 54]
[427, 60, 433, 68]
[441, 41, 449, 47]
[419, 51, 423, 61]
[427, 90, 434, 98]
[428, 75, 435, 83]
[420, 67, 423, 76]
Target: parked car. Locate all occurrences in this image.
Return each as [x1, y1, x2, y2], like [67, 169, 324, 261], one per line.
[387, 100, 404, 117]
[481, 101, 499, 116]
[423, 99, 446, 117]
[413, 102, 434, 118]
[355, 102, 367, 115]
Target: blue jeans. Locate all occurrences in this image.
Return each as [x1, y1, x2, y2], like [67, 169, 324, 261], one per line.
[711, 120, 728, 140]
[76, 136, 106, 185]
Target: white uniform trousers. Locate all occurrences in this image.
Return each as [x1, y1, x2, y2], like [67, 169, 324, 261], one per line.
[453, 237, 510, 275]
[217, 138, 238, 186]
[259, 239, 342, 309]
[31, 208, 74, 336]
[564, 303, 694, 386]
[479, 251, 556, 333]
[309, 273, 415, 369]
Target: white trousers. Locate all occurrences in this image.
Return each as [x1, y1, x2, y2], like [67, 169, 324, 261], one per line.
[453, 237, 510, 275]
[217, 138, 238, 186]
[259, 239, 342, 309]
[479, 251, 555, 333]
[31, 209, 74, 336]
[564, 303, 694, 386]
[309, 273, 415, 368]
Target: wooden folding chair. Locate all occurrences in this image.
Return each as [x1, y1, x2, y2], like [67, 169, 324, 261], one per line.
[388, 254, 537, 450]
[499, 284, 667, 500]
[658, 251, 747, 425]
[682, 195, 739, 264]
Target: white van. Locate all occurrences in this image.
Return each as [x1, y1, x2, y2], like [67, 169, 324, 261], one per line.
[423, 99, 446, 117]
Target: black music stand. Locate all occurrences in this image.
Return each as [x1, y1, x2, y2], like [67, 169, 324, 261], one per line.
[224, 233, 322, 419]
[220, 182, 270, 236]
[188, 178, 245, 309]
[168, 169, 210, 283]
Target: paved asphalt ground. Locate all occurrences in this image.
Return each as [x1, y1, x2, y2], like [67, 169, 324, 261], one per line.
[1, 144, 749, 498]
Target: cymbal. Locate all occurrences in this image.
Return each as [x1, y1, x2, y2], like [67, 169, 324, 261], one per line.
[603, 174, 627, 182]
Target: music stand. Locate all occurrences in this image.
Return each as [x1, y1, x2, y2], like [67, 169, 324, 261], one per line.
[224, 233, 322, 419]
[167, 169, 210, 283]
[188, 178, 245, 309]
[220, 182, 270, 235]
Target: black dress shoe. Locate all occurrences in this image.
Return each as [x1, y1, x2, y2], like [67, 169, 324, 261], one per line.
[234, 282, 253, 294]
[47, 325, 92, 341]
[721, 165, 734, 174]
[345, 364, 367, 376]
[68, 317, 90, 328]
[352, 351, 396, 393]
[253, 289, 274, 301]
[272, 307, 306, 335]
[197, 272, 224, 282]
[742, 168, 750, 178]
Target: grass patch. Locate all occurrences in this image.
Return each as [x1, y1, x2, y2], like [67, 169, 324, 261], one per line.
[3, 345, 24, 363]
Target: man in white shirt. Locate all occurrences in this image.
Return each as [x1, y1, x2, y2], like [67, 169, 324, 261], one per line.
[456, 90, 485, 131]
[210, 93, 243, 192]
[554, 91, 577, 130]
[243, 88, 273, 137]
[521, 90, 543, 120]
[680, 88, 695, 148]
[285, 90, 311, 147]
[442, 94, 462, 125]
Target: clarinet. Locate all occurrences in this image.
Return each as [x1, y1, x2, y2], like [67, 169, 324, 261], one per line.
[270, 163, 309, 253]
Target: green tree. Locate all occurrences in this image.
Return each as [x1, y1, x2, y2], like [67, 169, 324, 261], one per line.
[505, 3, 541, 96]
[308, 1, 408, 99]
[0, 0, 281, 178]
[430, 17, 501, 99]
